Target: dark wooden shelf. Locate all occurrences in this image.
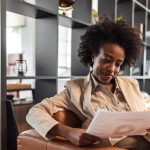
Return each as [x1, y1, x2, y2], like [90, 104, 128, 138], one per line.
[6, 76, 57, 80]
[6, 0, 57, 19]
[117, 0, 131, 4]
[59, 15, 90, 28]
[6, 76, 89, 80]
[7, 88, 34, 92]
[72, 18, 91, 28]
[7, 76, 36, 80]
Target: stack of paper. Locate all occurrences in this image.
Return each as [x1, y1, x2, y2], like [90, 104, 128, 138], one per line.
[86, 109, 150, 138]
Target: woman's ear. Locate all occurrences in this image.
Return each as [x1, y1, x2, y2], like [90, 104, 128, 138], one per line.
[118, 70, 123, 75]
[91, 54, 95, 62]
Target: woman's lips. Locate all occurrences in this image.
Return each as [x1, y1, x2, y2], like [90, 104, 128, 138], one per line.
[101, 72, 113, 80]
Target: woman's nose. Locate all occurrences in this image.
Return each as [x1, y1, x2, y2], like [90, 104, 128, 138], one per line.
[107, 63, 116, 72]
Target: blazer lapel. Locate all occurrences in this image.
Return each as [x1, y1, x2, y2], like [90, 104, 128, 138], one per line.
[82, 74, 95, 119]
[116, 76, 145, 112]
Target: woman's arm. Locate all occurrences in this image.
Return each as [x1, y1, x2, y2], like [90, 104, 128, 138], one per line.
[48, 123, 100, 147]
[26, 88, 75, 139]
[26, 88, 100, 146]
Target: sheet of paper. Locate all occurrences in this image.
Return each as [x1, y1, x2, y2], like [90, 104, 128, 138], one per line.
[86, 109, 150, 138]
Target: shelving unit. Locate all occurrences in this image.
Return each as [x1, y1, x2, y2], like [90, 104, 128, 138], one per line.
[98, 0, 150, 93]
[6, 0, 91, 103]
[4, 0, 92, 139]
[5, 0, 150, 103]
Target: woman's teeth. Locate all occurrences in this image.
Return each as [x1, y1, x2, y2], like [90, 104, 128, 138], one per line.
[102, 72, 112, 77]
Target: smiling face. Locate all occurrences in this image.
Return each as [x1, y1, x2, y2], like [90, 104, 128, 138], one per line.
[92, 43, 125, 84]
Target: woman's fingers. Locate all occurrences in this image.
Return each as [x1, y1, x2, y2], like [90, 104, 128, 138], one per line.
[79, 139, 93, 146]
[82, 133, 100, 141]
[66, 127, 100, 147]
[79, 133, 100, 146]
[146, 128, 150, 132]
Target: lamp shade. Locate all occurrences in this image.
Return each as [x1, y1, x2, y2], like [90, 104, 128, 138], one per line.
[59, 0, 76, 15]
[7, 11, 25, 27]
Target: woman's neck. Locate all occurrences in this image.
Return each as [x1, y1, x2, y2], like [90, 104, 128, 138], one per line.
[92, 73, 116, 93]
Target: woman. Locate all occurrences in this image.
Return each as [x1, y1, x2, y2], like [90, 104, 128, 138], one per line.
[26, 17, 150, 149]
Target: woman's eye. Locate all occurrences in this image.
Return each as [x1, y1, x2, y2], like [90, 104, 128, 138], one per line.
[116, 63, 121, 67]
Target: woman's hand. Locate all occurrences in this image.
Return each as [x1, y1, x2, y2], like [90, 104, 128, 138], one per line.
[49, 123, 100, 147]
[147, 128, 150, 132]
[66, 127, 100, 146]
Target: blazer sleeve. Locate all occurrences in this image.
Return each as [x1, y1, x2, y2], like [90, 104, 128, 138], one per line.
[26, 84, 74, 140]
[133, 79, 150, 143]
[133, 79, 148, 110]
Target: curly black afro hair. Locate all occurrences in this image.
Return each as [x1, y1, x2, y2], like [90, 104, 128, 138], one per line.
[77, 16, 144, 71]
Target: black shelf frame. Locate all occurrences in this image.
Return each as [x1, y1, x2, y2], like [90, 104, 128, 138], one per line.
[6, 0, 92, 103]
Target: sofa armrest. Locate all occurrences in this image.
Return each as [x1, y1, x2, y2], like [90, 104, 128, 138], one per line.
[18, 129, 126, 150]
[18, 111, 127, 150]
[53, 110, 82, 128]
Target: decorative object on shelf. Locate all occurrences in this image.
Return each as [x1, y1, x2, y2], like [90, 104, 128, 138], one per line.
[6, 83, 33, 102]
[115, 16, 124, 23]
[13, 60, 28, 76]
[59, 0, 76, 16]
[7, 11, 25, 28]
[91, 9, 99, 24]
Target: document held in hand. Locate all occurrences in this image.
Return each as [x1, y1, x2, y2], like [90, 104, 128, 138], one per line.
[86, 109, 150, 138]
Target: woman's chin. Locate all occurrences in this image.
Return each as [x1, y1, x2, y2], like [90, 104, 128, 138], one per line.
[102, 80, 111, 84]
[99, 77, 112, 84]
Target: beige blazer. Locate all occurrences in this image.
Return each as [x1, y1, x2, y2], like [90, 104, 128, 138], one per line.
[26, 74, 149, 142]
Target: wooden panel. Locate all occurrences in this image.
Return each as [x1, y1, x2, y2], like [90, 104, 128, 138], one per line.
[98, 0, 115, 20]
[36, 16, 58, 76]
[71, 28, 90, 76]
[72, 0, 92, 23]
[35, 79, 57, 103]
[13, 103, 34, 133]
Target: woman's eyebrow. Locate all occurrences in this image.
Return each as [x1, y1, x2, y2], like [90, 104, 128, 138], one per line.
[104, 53, 124, 62]
[103, 53, 113, 59]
